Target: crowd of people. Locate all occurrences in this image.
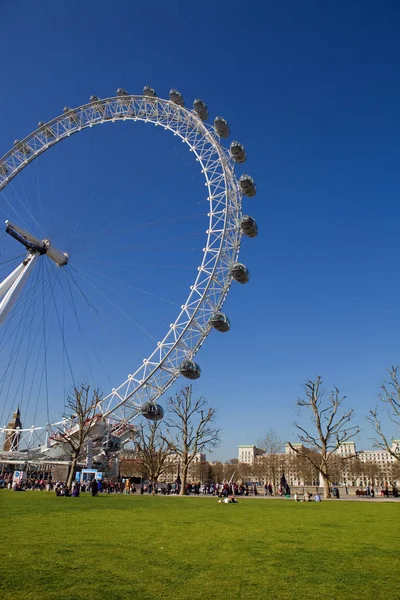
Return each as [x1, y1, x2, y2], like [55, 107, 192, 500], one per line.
[1, 474, 50, 491]
[53, 479, 261, 497]
[355, 483, 399, 497]
[2, 470, 400, 500]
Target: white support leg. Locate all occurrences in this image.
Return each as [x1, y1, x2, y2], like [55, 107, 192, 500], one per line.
[0, 253, 39, 328]
[0, 261, 28, 300]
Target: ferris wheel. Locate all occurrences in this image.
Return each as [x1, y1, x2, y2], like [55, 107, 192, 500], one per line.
[0, 86, 258, 454]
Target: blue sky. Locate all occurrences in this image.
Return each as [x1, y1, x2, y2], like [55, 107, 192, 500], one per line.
[0, 1, 400, 459]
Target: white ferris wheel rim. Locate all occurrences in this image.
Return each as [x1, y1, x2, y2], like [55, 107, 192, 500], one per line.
[0, 94, 243, 434]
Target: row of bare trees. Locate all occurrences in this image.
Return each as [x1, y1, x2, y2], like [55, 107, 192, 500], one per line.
[59, 367, 400, 499]
[59, 384, 220, 495]
[288, 367, 400, 498]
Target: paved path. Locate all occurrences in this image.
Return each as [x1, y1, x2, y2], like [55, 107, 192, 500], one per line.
[147, 493, 400, 502]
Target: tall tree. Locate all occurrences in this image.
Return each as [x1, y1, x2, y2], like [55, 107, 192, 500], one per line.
[209, 461, 225, 484]
[134, 419, 173, 491]
[52, 384, 103, 491]
[289, 376, 359, 498]
[362, 462, 382, 487]
[162, 385, 220, 495]
[347, 457, 364, 486]
[257, 429, 284, 491]
[237, 461, 253, 483]
[368, 367, 400, 462]
[258, 429, 284, 455]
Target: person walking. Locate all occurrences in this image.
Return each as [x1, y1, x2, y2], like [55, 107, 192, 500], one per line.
[91, 478, 98, 497]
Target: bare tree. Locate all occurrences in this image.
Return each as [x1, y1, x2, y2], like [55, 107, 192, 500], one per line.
[368, 367, 400, 462]
[209, 461, 225, 484]
[251, 457, 267, 484]
[348, 457, 363, 486]
[236, 461, 253, 483]
[253, 454, 284, 490]
[162, 385, 220, 495]
[257, 429, 284, 491]
[134, 420, 173, 492]
[362, 462, 382, 487]
[52, 384, 103, 491]
[258, 429, 284, 455]
[289, 377, 359, 498]
[191, 459, 211, 484]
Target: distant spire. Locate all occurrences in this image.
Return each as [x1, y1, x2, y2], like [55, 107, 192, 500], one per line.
[3, 406, 22, 451]
[11, 407, 22, 428]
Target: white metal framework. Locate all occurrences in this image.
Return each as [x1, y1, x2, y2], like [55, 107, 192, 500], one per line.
[0, 92, 252, 454]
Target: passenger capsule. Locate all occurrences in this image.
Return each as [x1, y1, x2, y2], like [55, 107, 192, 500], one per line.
[38, 122, 55, 138]
[63, 107, 80, 125]
[141, 401, 164, 421]
[89, 96, 107, 116]
[116, 88, 128, 96]
[13, 140, 31, 155]
[213, 116, 230, 139]
[231, 262, 250, 284]
[239, 174, 256, 197]
[169, 89, 184, 106]
[143, 86, 157, 98]
[230, 141, 246, 164]
[210, 312, 231, 333]
[240, 215, 258, 238]
[0, 163, 8, 176]
[179, 360, 201, 380]
[193, 99, 208, 121]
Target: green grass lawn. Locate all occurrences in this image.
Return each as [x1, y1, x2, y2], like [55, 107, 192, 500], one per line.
[0, 491, 398, 600]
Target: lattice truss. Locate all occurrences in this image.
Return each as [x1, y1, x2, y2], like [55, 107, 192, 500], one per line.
[0, 96, 243, 430]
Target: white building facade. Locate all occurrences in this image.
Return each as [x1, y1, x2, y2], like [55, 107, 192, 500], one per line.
[238, 440, 400, 488]
[238, 445, 265, 465]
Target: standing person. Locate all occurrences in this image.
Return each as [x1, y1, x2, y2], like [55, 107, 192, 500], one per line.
[91, 478, 98, 497]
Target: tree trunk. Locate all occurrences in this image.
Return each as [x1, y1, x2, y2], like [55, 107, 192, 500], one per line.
[322, 473, 331, 499]
[179, 465, 188, 496]
[66, 454, 79, 491]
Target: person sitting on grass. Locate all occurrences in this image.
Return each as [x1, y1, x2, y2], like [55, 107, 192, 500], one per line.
[218, 495, 238, 504]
